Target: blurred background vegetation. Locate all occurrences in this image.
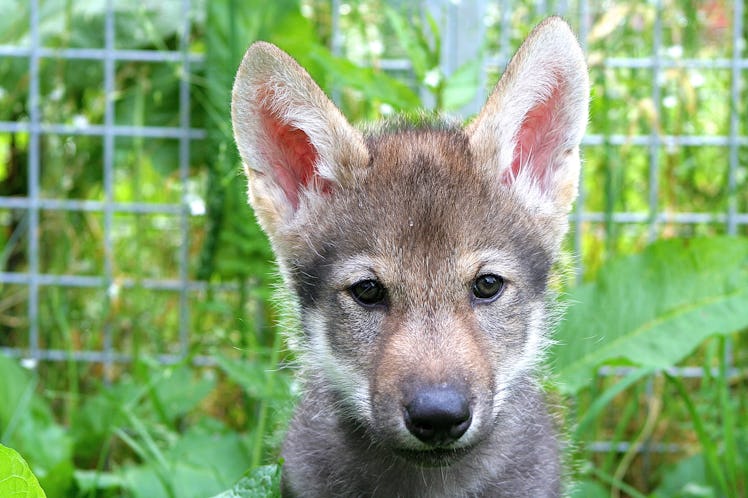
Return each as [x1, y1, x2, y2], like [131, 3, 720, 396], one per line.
[0, 0, 746, 497]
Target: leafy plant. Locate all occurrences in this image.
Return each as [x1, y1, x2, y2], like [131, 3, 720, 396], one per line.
[211, 464, 282, 498]
[553, 237, 748, 395]
[553, 236, 748, 496]
[0, 443, 46, 498]
[0, 355, 73, 496]
[0, 351, 281, 498]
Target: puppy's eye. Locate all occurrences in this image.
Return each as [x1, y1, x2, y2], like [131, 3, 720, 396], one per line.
[349, 279, 387, 307]
[471, 274, 505, 302]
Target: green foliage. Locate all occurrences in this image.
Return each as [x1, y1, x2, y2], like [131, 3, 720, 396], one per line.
[569, 479, 609, 498]
[651, 433, 748, 498]
[211, 464, 282, 498]
[554, 237, 748, 496]
[198, 0, 283, 282]
[651, 454, 716, 498]
[0, 356, 73, 496]
[111, 419, 255, 498]
[308, 49, 420, 112]
[662, 360, 747, 497]
[553, 237, 748, 394]
[0, 443, 46, 498]
[0, 352, 287, 498]
[385, 6, 482, 111]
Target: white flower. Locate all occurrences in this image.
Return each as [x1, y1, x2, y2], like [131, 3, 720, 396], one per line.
[108, 282, 120, 299]
[188, 193, 206, 216]
[689, 72, 705, 87]
[666, 45, 683, 58]
[379, 103, 394, 115]
[663, 95, 677, 108]
[424, 68, 441, 88]
[21, 358, 38, 370]
[49, 86, 64, 101]
[369, 39, 384, 56]
[72, 114, 90, 128]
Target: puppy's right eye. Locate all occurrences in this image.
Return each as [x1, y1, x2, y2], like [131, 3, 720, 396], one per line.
[349, 279, 387, 307]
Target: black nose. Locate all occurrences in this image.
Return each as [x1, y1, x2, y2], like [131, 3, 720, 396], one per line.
[404, 385, 472, 446]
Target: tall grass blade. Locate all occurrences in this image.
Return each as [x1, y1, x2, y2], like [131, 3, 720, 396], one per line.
[718, 337, 740, 496]
[664, 372, 729, 496]
[573, 367, 654, 440]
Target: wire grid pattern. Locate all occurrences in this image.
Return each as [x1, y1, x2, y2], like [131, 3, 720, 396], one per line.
[0, 0, 206, 367]
[0, 0, 745, 459]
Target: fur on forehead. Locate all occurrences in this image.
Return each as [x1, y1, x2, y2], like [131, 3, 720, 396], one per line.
[362, 118, 471, 173]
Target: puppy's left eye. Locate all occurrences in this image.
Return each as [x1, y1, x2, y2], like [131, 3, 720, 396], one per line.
[471, 274, 505, 302]
[349, 279, 387, 307]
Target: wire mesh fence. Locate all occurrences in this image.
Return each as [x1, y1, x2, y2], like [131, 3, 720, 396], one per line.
[0, 0, 746, 488]
[0, 0, 207, 370]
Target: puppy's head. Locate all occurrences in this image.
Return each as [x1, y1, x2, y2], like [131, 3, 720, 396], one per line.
[231, 17, 588, 463]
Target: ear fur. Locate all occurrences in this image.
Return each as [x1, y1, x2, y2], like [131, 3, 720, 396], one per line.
[466, 17, 589, 215]
[231, 42, 369, 240]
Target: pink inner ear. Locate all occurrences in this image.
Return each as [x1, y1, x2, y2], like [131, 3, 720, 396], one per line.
[259, 105, 331, 209]
[502, 85, 564, 190]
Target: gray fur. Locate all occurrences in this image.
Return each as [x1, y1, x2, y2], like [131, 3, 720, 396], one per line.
[230, 17, 589, 498]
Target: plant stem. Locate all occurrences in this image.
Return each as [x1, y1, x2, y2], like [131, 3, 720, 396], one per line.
[250, 316, 284, 468]
[718, 336, 739, 496]
[665, 371, 729, 496]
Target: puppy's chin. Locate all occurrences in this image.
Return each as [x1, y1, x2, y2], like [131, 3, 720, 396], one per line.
[393, 446, 473, 468]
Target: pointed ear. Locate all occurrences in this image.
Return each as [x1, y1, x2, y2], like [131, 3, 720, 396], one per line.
[466, 17, 589, 215]
[231, 42, 369, 239]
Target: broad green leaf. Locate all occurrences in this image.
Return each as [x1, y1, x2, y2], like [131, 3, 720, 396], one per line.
[211, 464, 282, 498]
[0, 356, 53, 436]
[552, 237, 748, 394]
[13, 425, 73, 497]
[73, 470, 124, 494]
[0, 444, 46, 498]
[168, 419, 254, 488]
[122, 452, 244, 498]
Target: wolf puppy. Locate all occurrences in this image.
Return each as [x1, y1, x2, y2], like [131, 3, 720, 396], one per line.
[232, 16, 588, 498]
